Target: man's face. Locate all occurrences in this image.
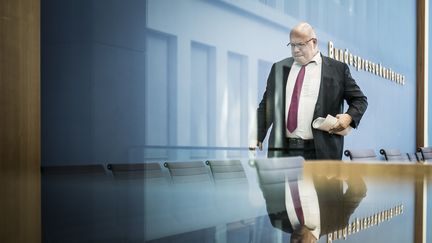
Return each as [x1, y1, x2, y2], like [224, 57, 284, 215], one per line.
[290, 226, 318, 243]
[289, 33, 317, 65]
[290, 235, 317, 243]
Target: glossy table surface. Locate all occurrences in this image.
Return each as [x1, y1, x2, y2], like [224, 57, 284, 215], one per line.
[41, 159, 432, 243]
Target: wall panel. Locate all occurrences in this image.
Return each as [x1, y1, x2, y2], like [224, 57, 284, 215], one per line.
[0, 0, 40, 242]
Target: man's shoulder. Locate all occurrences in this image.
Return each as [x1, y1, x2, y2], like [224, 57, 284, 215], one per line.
[322, 55, 347, 68]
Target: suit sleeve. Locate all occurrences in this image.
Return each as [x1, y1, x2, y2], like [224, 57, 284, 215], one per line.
[342, 176, 367, 216]
[256, 64, 276, 142]
[342, 63, 368, 128]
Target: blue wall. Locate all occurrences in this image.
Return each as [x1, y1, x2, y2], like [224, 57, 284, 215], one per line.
[42, 0, 417, 164]
[42, 0, 147, 164]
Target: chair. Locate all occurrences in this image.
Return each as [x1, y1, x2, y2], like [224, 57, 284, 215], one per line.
[253, 156, 304, 214]
[205, 159, 254, 243]
[414, 152, 424, 162]
[163, 161, 216, 240]
[405, 153, 418, 162]
[417, 147, 432, 162]
[344, 149, 378, 161]
[379, 149, 410, 162]
[107, 162, 168, 241]
[107, 162, 168, 183]
[253, 157, 304, 241]
[205, 159, 247, 185]
[164, 161, 212, 184]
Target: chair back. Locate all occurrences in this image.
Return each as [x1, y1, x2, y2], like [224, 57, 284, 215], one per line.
[164, 161, 212, 184]
[205, 159, 247, 185]
[379, 149, 410, 162]
[107, 162, 167, 183]
[418, 147, 432, 162]
[253, 156, 304, 215]
[344, 149, 377, 161]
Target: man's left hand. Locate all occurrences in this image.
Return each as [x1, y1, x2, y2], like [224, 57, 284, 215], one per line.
[329, 113, 352, 133]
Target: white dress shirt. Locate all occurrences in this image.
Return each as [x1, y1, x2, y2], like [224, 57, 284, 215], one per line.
[285, 176, 321, 239]
[285, 52, 322, 139]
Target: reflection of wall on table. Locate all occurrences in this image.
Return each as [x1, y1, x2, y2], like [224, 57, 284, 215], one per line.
[43, 0, 417, 165]
[340, 178, 415, 243]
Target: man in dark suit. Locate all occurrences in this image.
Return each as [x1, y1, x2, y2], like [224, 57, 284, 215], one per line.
[260, 172, 367, 242]
[252, 22, 368, 159]
[254, 157, 367, 243]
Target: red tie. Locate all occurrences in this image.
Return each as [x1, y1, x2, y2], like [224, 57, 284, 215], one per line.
[289, 180, 305, 225]
[287, 65, 306, 132]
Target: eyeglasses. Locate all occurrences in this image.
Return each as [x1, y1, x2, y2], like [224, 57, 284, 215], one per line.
[287, 38, 315, 49]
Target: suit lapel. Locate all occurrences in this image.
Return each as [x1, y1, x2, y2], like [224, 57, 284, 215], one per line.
[282, 59, 294, 128]
[314, 55, 333, 119]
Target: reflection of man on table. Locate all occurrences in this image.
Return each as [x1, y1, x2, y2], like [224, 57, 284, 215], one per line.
[252, 22, 368, 159]
[257, 167, 367, 242]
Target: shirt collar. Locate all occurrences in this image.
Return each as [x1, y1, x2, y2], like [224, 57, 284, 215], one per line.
[294, 51, 322, 66]
[311, 51, 322, 65]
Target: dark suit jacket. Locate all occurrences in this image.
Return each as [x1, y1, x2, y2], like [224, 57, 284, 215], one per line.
[265, 175, 367, 237]
[256, 55, 368, 159]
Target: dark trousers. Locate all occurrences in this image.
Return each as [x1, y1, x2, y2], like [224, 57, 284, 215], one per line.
[270, 138, 317, 160]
